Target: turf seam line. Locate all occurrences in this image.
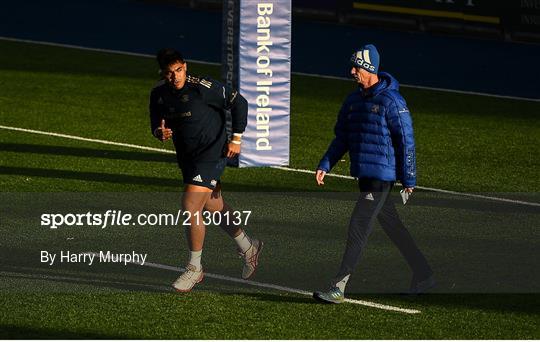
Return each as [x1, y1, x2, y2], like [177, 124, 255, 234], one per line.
[82, 252, 422, 314]
[1, 124, 538, 208]
[1, 36, 539, 103]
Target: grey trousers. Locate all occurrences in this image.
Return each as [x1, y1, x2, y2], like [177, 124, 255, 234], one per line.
[334, 178, 432, 283]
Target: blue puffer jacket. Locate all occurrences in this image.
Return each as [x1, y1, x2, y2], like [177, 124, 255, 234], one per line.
[318, 72, 416, 187]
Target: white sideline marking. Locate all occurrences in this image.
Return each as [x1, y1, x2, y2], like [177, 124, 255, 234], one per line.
[1, 36, 539, 103]
[293, 71, 540, 103]
[82, 252, 421, 314]
[3, 267, 419, 313]
[0, 36, 219, 66]
[0, 125, 174, 154]
[1, 124, 539, 208]
[272, 166, 540, 207]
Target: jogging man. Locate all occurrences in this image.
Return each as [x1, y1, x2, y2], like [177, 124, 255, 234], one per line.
[313, 44, 434, 303]
[149, 48, 263, 292]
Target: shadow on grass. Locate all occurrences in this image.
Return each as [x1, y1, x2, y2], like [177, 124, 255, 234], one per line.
[349, 293, 540, 315]
[2, 258, 538, 315]
[0, 248, 176, 293]
[0, 324, 130, 339]
[0, 165, 181, 188]
[2, 163, 537, 213]
[222, 291, 315, 305]
[0, 268, 171, 294]
[409, 195, 540, 214]
[0, 166, 306, 192]
[0, 142, 176, 163]
[210, 290, 540, 315]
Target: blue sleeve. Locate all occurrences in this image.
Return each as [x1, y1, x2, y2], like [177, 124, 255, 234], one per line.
[386, 94, 416, 187]
[317, 103, 349, 172]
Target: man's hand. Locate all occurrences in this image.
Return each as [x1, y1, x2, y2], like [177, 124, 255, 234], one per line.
[315, 169, 326, 186]
[226, 142, 241, 158]
[400, 187, 414, 205]
[156, 119, 173, 141]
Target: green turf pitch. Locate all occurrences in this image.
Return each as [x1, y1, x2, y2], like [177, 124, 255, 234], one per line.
[0, 40, 539, 339]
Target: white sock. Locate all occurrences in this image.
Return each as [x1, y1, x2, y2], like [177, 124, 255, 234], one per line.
[335, 274, 350, 293]
[234, 230, 252, 253]
[188, 250, 202, 271]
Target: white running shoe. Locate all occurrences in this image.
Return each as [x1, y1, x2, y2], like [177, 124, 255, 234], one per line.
[172, 264, 204, 292]
[238, 239, 263, 280]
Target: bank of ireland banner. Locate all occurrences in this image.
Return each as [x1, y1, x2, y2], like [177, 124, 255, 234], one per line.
[236, 0, 291, 167]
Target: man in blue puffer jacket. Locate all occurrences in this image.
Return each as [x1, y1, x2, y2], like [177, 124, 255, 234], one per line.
[313, 44, 434, 303]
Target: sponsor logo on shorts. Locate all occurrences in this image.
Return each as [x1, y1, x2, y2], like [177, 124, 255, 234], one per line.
[210, 180, 217, 186]
[192, 175, 203, 183]
[364, 193, 374, 201]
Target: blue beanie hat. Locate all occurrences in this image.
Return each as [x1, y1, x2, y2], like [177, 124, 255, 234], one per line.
[350, 44, 379, 74]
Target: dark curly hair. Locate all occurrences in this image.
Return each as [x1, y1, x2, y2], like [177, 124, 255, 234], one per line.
[156, 48, 185, 70]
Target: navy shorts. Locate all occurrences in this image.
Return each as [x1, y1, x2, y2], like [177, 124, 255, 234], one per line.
[181, 158, 227, 190]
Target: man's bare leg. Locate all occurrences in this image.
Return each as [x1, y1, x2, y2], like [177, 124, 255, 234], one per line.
[204, 184, 251, 246]
[203, 184, 263, 279]
[182, 184, 213, 266]
[172, 184, 211, 292]
[204, 185, 242, 238]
